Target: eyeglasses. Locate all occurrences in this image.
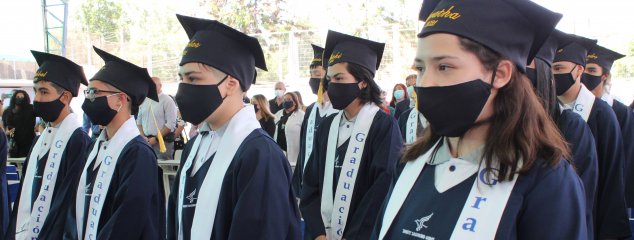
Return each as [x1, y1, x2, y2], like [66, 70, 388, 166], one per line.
[84, 88, 122, 101]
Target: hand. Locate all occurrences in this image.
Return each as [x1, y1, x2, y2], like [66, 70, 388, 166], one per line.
[315, 235, 327, 240]
[142, 135, 149, 142]
[148, 137, 157, 146]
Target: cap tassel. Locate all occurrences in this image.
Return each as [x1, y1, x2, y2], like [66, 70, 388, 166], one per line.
[412, 89, 418, 110]
[150, 104, 167, 154]
[317, 78, 324, 104]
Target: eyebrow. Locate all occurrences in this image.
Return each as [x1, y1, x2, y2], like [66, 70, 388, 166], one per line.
[178, 71, 202, 77]
[586, 67, 598, 71]
[414, 55, 457, 63]
[328, 73, 343, 78]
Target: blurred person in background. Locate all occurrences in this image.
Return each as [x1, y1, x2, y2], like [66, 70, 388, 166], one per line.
[3, 90, 35, 158]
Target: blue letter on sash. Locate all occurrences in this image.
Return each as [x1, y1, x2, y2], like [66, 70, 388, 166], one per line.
[462, 218, 477, 232]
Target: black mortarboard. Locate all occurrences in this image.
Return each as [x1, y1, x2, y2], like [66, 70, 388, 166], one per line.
[31, 50, 88, 97]
[322, 30, 385, 76]
[553, 34, 597, 66]
[177, 14, 267, 91]
[535, 30, 575, 67]
[418, 0, 562, 73]
[310, 44, 324, 66]
[91, 46, 158, 107]
[586, 44, 625, 72]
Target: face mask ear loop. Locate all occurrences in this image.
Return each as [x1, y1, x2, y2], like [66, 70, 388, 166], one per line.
[218, 75, 230, 101]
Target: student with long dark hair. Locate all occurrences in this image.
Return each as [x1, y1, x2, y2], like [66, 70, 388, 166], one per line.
[372, 1, 587, 239]
[300, 30, 403, 240]
[526, 31, 598, 237]
[3, 90, 35, 158]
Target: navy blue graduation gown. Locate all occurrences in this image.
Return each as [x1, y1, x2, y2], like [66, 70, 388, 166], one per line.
[166, 128, 301, 240]
[556, 109, 598, 237]
[610, 100, 634, 207]
[585, 98, 630, 239]
[300, 111, 403, 240]
[63, 136, 164, 240]
[393, 99, 411, 121]
[6, 128, 90, 240]
[0, 131, 8, 240]
[370, 158, 587, 240]
[292, 103, 329, 195]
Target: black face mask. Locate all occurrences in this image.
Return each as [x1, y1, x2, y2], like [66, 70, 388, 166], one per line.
[175, 75, 227, 125]
[554, 66, 578, 96]
[581, 73, 603, 91]
[327, 82, 361, 110]
[309, 78, 321, 94]
[283, 100, 294, 110]
[15, 98, 26, 105]
[82, 96, 119, 126]
[525, 67, 538, 88]
[34, 94, 65, 123]
[416, 77, 492, 137]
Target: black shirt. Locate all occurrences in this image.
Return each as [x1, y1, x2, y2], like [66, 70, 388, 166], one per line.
[269, 98, 283, 115]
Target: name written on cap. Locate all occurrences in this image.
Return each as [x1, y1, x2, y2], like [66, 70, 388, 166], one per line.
[425, 5, 461, 27]
[587, 53, 598, 60]
[35, 71, 48, 78]
[329, 52, 343, 65]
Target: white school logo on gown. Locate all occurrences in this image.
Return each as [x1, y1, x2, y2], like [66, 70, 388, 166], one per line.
[415, 213, 433, 231]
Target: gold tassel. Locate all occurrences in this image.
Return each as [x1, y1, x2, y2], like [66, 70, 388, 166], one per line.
[317, 78, 324, 104]
[412, 88, 418, 110]
[150, 104, 167, 153]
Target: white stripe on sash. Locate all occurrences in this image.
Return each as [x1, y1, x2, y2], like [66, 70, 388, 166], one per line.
[303, 102, 338, 174]
[321, 103, 380, 239]
[571, 85, 596, 122]
[378, 139, 520, 240]
[15, 113, 81, 240]
[178, 106, 261, 240]
[75, 117, 140, 240]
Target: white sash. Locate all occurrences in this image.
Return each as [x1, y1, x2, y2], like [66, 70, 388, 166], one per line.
[303, 102, 338, 173]
[378, 140, 519, 240]
[177, 106, 261, 240]
[321, 103, 380, 239]
[75, 117, 140, 240]
[571, 85, 596, 122]
[15, 113, 81, 240]
[273, 109, 283, 142]
[405, 109, 428, 144]
[601, 93, 615, 107]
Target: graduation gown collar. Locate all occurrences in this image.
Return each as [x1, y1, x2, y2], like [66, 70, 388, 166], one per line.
[428, 138, 483, 193]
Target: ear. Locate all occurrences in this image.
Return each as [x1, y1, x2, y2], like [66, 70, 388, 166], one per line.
[224, 76, 241, 96]
[602, 73, 609, 82]
[491, 60, 514, 89]
[358, 80, 368, 89]
[60, 91, 72, 105]
[575, 65, 585, 80]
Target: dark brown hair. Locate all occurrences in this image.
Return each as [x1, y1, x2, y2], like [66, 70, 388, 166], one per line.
[345, 62, 383, 107]
[402, 37, 571, 181]
[284, 92, 301, 113]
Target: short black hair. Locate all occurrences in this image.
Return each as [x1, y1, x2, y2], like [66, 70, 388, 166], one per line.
[34, 80, 66, 95]
[345, 62, 382, 106]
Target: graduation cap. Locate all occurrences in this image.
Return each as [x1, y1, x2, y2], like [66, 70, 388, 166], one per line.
[418, 0, 562, 73]
[535, 30, 575, 67]
[176, 14, 267, 92]
[553, 34, 597, 66]
[31, 50, 88, 97]
[90, 46, 158, 107]
[586, 44, 625, 72]
[310, 44, 324, 67]
[322, 30, 385, 76]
